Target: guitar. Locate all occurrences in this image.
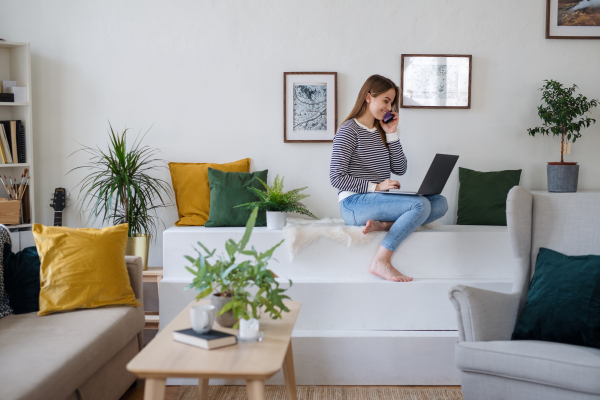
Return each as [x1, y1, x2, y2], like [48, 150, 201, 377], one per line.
[50, 188, 69, 227]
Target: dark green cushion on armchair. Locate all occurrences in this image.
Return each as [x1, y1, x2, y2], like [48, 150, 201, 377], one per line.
[205, 168, 268, 227]
[511, 247, 600, 349]
[457, 167, 521, 226]
[3, 244, 40, 314]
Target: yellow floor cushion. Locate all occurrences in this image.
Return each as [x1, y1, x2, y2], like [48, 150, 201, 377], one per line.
[169, 158, 250, 226]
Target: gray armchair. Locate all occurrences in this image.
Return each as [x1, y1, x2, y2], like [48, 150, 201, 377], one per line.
[449, 186, 600, 400]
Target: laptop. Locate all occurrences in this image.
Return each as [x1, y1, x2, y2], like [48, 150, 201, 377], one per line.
[375, 153, 459, 196]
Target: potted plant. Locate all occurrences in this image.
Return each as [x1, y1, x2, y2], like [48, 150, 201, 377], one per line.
[184, 208, 292, 328]
[527, 80, 598, 192]
[235, 174, 318, 229]
[71, 124, 174, 269]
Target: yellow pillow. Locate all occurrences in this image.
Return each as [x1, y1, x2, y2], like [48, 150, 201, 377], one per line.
[169, 158, 250, 226]
[33, 223, 140, 316]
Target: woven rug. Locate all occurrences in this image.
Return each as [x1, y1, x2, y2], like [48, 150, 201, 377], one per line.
[175, 385, 464, 400]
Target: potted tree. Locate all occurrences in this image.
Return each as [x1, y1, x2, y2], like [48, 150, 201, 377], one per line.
[235, 174, 318, 229]
[72, 124, 174, 269]
[185, 208, 292, 329]
[527, 80, 598, 192]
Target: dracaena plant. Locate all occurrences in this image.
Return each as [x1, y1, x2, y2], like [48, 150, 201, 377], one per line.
[70, 123, 173, 239]
[235, 174, 318, 219]
[184, 207, 292, 328]
[527, 80, 598, 163]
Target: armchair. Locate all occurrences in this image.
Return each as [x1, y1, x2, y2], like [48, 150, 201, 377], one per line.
[449, 186, 600, 400]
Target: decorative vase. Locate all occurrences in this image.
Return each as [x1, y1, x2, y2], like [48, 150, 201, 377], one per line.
[266, 211, 287, 230]
[126, 233, 150, 271]
[210, 293, 237, 328]
[547, 163, 579, 193]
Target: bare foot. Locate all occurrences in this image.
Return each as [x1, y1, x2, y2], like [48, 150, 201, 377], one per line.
[369, 259, 413, 282]
[363, 220, 393, 234]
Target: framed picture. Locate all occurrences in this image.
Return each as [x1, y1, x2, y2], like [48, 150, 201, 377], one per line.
[546, 0, 600, 39]
[284, 72, 337, 143]
[401, 55, 472, 109]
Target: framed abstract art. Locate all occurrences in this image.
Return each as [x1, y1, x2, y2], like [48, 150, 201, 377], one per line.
[284, 72, 337, 143]
[400, 55, 472, 109]
[546, 0, 600, 39]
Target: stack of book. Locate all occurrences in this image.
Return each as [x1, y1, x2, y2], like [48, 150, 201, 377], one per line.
[0, 120, 26, 164]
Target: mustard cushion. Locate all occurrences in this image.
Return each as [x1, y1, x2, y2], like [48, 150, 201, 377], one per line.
[169, 158, 250, 226]
[33, 223, 140, 316]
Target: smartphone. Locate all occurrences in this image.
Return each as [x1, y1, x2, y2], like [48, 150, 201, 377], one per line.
[382, 111, 394, 124]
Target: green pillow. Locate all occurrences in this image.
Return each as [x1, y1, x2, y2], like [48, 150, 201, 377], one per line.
[457, 167, 521, 226]
[205, 168, 267, 227]
[512, 248, 600, 349]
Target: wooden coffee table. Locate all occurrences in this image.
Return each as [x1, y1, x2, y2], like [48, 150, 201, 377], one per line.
[127, 300, 301, 400]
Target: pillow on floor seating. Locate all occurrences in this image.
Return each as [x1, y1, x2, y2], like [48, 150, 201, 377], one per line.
[457, 167, 521, 226]
[3, 244, 40, 314]
[169, 159, 250, 226]
[0, 225, 13, 319]
[33, 223, 140, 316]
[205, 168, 268, 227]
[511, 247, 600, 349]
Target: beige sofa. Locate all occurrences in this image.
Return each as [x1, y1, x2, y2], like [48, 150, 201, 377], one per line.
[0, 256, 145, 400]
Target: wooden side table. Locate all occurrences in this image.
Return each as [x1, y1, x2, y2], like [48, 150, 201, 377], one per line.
[142, 267, 163, 330]
[127, 300, 301, 400]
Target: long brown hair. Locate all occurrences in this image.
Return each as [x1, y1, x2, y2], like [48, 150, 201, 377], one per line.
[341, 75, 399, 147]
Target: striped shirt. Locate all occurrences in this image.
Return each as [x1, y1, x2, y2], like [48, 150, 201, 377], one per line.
[330, 118, 407, 202]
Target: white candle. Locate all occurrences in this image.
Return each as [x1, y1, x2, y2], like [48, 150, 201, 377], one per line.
[239, 318, 260, 340]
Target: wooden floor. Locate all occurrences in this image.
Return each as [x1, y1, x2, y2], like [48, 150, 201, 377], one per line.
[119, 381, 462, 400]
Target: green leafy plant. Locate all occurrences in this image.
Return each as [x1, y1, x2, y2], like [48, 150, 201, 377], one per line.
[70, 123, 174, 238]
[184, 208, 291, 328]
[235, 174, 318, 219]
[527, 80, 598, 163]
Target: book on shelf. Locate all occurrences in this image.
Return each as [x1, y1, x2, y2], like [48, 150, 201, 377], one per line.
[0, 125, 12, 163]
[173, 328, 237, 350]
[10, 121, 17, 162]
[0, 120, 25, 163]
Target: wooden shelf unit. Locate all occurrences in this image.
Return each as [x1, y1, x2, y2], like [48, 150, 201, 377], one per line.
[0, 41, 35, 230]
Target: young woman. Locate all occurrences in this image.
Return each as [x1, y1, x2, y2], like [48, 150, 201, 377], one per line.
[329, 75, 448, 282]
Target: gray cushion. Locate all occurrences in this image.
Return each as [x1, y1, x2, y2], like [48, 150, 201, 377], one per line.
[456, 340, 600, 395]
[0, 305, 144, 400]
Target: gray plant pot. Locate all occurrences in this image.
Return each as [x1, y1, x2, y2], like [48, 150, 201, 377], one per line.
[210, 293, 237, 328]
[547, 164, 579, 193]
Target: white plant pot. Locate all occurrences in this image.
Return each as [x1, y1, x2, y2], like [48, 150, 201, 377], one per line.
[266, 211, 287, 230]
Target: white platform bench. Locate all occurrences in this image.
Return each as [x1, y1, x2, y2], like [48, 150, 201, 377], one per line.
[161, 225, 514, 385]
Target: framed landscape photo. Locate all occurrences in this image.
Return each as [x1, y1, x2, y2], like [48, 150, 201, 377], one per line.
[284, 72, 337, 143]
[401, 55, 472, 109]
[546, 0, 600, 39]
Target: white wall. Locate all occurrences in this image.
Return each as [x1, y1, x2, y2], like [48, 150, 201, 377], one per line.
[1, 0, 599, 266]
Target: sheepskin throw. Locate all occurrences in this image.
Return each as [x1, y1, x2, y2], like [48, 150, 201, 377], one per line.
[283, 217, 440, 259]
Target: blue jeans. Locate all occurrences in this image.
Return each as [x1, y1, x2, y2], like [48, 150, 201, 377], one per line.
[340, 194, 448, 252]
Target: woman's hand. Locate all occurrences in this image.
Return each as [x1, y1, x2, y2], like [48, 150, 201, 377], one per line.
[376, 179, 400, 191]
[381, 111, 399, 134]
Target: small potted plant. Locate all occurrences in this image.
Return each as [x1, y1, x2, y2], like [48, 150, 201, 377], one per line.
[527, 80, 598, 192]
[71, 124, 174, 269]
[184, 208, 292, 329]
[236, 174, 318, 229]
